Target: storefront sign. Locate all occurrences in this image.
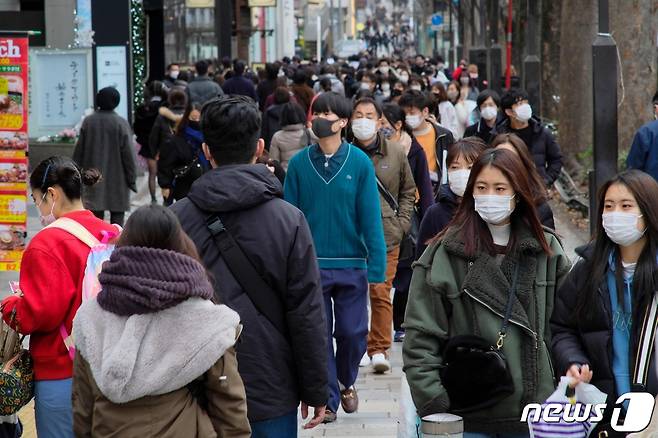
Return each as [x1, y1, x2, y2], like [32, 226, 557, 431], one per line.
[0, 37, 28, 271]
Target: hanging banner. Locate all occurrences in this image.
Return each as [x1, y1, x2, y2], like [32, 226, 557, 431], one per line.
[0, 36, 28, 271]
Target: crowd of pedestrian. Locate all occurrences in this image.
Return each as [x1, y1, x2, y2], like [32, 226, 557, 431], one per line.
[2, 48, 658, 438]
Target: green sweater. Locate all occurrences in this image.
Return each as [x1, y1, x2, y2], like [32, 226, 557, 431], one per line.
[284, 143, 386, 283]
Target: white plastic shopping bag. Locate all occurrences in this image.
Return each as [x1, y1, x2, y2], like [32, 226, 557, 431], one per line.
[528, 376, 607, 438]
[398, 375, 422, 438]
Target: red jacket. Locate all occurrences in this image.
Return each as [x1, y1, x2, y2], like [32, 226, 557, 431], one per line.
[1, 210, 117, 380]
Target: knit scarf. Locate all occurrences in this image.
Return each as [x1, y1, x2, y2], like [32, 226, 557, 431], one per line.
[97, 246, 214, 316]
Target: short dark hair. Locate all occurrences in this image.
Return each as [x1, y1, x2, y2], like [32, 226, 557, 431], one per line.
[167, 63, 179, 71]
[398, 89, 430, 111]
[501, 88, 529, 111]
[476, 89, 501, 108]
[31, 156, 100, 200]
[653, 91, 658, 105]
[293, 69, 308, 84]
[446, 137, 488, 167]
[265, 62, 280, 80]
[280, 102, 307, 127]
[273, 87, 291, 105]
[233, 60, 246, 75]
[168, 88, 188, 108]
[311, 92, 352, 119]
[354, 97, 383, 117]
[382, 103, 405, 127]
[201, 95, 261, 166]
[195, 60, 209, 76]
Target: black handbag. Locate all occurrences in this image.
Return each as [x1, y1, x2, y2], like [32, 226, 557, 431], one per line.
[439, 264, 519, 414]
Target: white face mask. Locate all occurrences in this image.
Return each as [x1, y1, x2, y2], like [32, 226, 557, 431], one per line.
[448, 169, 470, 197]
[381, 83, 391, 91]
[602, 212, 646, 247]
[360, 82, 371, 90]
[352, 118, 377, 141]
[379, 66, 390, 74]
[399, 74, 409, 84]
[405, 114, 422, 130]
[410, 84, 422, 91]
[37, 192, 56, 227]
[474, 194, 515, 225]
[169, 70, 180, 80]
[514, 103, 532, 122]
[481, 106, 498, 121]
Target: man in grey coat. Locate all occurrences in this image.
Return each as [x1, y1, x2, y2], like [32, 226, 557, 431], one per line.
[187, 60, 223, 105]
[73, 87, 137, 226]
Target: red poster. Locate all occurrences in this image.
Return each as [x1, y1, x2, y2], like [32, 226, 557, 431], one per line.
[0, 37, 28, 271]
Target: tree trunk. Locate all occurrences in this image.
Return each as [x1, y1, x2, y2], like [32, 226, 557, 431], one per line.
[610, 0, 658, 155]
[557, 0, 596, 173]
[541, 0, 561, 122]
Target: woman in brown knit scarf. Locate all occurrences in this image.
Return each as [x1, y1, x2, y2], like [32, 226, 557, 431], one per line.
[72, 205, 251, 438]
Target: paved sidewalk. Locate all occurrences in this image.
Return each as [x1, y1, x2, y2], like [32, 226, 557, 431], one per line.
[299, 343, 402, 438]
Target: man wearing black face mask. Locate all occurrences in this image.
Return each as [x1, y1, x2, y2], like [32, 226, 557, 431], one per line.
[285, 92, 386, 423]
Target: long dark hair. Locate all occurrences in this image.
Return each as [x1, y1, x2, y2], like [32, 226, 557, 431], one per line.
[576, 170, 658, 322]
[437, 148, 551, 257]
[117, 205, 200, 261]
[491, 133, 547, 205]
[175, 102, 203, 136]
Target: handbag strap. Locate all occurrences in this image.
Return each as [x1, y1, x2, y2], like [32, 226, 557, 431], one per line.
[496, 263, 520, 350]
[375, 175, 399, 215]
[205, 214, 288, 338]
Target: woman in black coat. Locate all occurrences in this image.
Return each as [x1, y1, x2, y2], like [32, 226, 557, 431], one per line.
[551, 170, 658, 436]
[157, 102, 209, 204]
[416, 137, 488, 257]
[491, 133, 555, 230]
[134, 81, 167, 203]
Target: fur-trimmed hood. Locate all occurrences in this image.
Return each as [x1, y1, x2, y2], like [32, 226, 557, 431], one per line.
[73, 297, 240, 404]
[158, 106, 184, 123]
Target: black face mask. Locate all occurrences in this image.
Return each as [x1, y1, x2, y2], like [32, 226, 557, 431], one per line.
[312, 118, 340, 139]
[188, 121, 201, 131]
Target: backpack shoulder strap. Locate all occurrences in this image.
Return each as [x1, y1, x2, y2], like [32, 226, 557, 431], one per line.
[46, 217, 101, 248]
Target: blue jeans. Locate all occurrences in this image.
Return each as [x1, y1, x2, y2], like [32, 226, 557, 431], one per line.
[250, 411, 297, 438]
[34, 378, 73, 438]
[464, 433, 529, 438]
[321, 268, 369, 413]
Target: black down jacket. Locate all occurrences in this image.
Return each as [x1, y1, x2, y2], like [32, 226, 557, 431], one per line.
[550, 244, 658, 400]
[171, 164, 328, 422]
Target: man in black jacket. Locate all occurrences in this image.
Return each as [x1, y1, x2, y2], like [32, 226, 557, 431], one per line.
[171, 95, 328, 436]
[491, 88, 563, 186]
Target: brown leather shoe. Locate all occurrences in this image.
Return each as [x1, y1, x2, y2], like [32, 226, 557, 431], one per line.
[322, 409, 337, 423]
[340, 386, 359, 413]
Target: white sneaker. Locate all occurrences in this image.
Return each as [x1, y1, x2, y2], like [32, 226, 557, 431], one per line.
[359, 352, 371, 367]
[371, 353, 391, 374]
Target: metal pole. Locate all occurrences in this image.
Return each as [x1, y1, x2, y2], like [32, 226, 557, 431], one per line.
[505, 0, 513, 88]
[316, 15, 321, 61]
[523, 0, 541, 115]
[489, 0, 503, 92]
[589, 0, 618, 232]
[215, 0, 232, 59]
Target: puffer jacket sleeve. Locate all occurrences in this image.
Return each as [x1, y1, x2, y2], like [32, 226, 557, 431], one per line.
[205, 347, 251, 438]
[72, 351, 94, 438]
[402, 244, 451, 416]
[284, 211, 328, 407]
[550, 259, 591, 375]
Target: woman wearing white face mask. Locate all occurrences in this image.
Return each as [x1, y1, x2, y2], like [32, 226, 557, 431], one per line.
[404, 148, 570, 437]
[0, 157, 119, 438]
[552, 170, 658, 436]
[416, 137, 487, 257]
[464, 89, 501, 143]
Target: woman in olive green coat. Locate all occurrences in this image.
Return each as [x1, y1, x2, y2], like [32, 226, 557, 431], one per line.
[403, 149, 570, 437]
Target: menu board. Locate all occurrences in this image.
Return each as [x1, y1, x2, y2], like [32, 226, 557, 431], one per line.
[0, 37, 28, 271]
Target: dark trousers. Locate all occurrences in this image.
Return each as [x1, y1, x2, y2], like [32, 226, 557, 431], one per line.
[392, 265, 412, 331]
[92, 210, 125, 227]
[321, 268, 368, 413]
[250, 411, 297, 438]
